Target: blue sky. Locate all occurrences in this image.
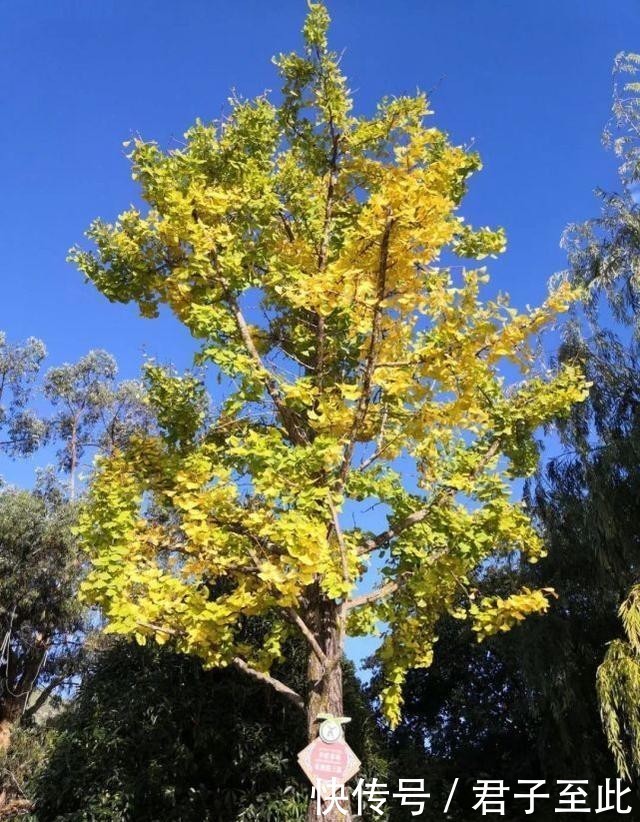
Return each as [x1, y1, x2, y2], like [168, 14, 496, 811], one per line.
[2, 0, 637, 392]
[1, 1, 639, 664]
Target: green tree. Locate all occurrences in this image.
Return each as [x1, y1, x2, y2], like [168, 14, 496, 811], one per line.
[71, 5, 586, 818]
[598, 585, 640, 782]
[563, 52, 640, 339]
[44, 349, 148, 499]
[564, 52, 640, 780]
[0, 483, 79, 753]
[0, 340, 147, 761]
[0, 333, 47, 457]
[32, 639, 387, 822]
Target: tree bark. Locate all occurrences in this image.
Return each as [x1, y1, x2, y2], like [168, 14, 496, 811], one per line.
[0, 719, 12, 753]
[0, 697, 23, 752]
[305, 599, 352, 822]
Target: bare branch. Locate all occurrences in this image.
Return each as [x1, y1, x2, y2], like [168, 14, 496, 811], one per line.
[286, 608, 329, 669]
[327, 494, 350, 585]
[315, 132, 340, 387]
[226, 292, 306, 445]
[232, 656, 305, 711]
[344, 580, 399, 611]
[358, 506, 434, 557]
[279, 211, 295, 243]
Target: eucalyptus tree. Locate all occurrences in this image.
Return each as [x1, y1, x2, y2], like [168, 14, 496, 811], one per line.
[44, 349, 149, 498]
[0, 332, 47, 457]
[0, 341, 148, 758]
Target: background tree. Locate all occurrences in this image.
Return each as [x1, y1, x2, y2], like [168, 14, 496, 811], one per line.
[71, 4, 587, 818]
[28, 637, 387, 822]
[0, 482, 79, 754]
[560, 51, 640, 779]
[563, 52, 640, 339]
[0, 338, 147, 766]
[377, 50, 640, 814]
[44, 349, 149, 499]
[0, 333, 47, 457]
[527, 334, 640, 785]
[598, 583, 640, 784]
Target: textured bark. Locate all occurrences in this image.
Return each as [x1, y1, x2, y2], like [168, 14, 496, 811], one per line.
[0, 697, 23, 752]
[0, 719, 12, 753]
[305, 599, 352, 822]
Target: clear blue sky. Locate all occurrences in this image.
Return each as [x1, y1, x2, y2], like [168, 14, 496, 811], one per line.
[2, 0, 638, 669]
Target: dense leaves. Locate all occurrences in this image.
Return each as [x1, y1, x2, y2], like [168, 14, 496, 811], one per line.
[378, 49, 640, 813]
[29, 640, 387, 822]
[72, 2, 586, 732]
[0, 483, 81, 753]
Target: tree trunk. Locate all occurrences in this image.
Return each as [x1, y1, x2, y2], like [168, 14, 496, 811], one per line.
[0, 718, 12, 753]
[0, 640, 47, 753]
[305, 599, 352, 822]
[0, 697, 23, 752]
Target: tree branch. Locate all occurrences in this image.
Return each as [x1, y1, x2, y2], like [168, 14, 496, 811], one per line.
[232, 656, 305, 711]
[21, 674, 68, 722]
[339, 214, 395, 483]
[315, 132, 340, 387]
[134, 621, 305, 712]
[357, 439, 502, 556]
[226, 292, 306, 445]
[237, 541, 328, 671]
[344, 580, 399, 611]
[286, 608, 329, 669]
[326, 494, 350, 585]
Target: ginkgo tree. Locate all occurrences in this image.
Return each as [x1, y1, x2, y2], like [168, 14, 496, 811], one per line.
[71, 0, 587, 804]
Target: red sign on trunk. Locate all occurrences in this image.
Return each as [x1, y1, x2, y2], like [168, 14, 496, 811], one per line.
[298, 738, 361, 800]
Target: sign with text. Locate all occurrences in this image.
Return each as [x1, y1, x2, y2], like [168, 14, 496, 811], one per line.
[298, 738, 361, 800]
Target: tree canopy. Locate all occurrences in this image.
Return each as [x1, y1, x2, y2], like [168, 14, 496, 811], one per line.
[71, 1, 587, 748]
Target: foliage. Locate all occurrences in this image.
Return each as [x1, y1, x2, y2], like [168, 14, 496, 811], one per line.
[31, 639, 387, 821]
[71, 2, 587, 730]
[378, 607, 540, 820]
[469, 585, 554, 642]
[43, 350, 149, 497]
[0, 335, 149, 492]
[0, 724, 55, 820]
[562, 52, 640, 337]
[501, 333, 640, 783]
[558, 52, 640, 779]
[598, 587, 640, 781]
[0, 335, 150, 767]
[0, 333, 47, 458]
[0, 482, 81, 745]
[369, 51, 640, 803]
[374, 560, 638, 819]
